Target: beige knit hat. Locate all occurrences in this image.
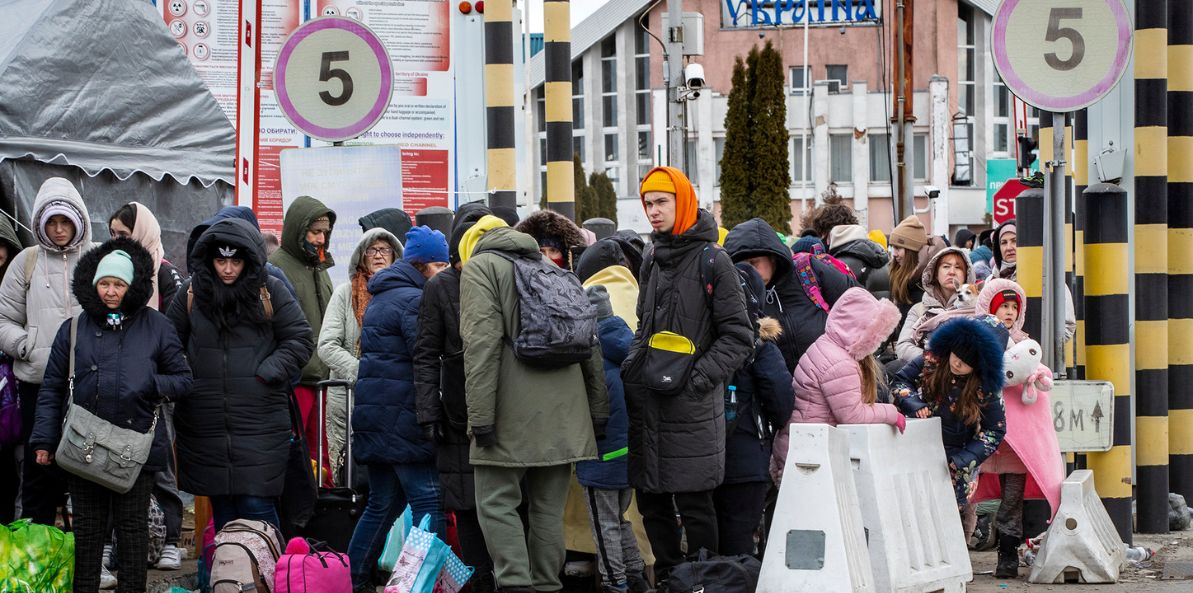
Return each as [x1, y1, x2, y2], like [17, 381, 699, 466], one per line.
[889, 215, 928, 250]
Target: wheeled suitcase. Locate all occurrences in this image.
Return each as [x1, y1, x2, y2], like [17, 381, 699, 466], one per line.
[299, 379, 368, 552]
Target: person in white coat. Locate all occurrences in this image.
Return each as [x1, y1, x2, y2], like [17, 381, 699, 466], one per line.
[0, 177, 94, 525]
[317, 227, 402, 484]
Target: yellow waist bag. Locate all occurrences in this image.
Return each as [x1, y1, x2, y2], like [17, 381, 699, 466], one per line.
[642, 331, 697, 395]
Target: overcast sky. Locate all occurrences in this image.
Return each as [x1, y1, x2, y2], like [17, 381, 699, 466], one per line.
[523, 0, 610, 33]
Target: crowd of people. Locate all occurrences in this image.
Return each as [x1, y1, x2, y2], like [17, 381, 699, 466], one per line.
[0, 170, 1066, 593]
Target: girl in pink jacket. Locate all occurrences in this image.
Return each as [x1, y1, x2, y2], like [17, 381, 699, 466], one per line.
[770, 287, 906, 483]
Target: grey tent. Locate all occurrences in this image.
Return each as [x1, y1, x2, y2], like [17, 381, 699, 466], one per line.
[0, 0, 235, 264]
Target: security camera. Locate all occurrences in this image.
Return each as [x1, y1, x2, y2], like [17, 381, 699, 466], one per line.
[685, 63, 705, 90]
[926, 186, 941, 199]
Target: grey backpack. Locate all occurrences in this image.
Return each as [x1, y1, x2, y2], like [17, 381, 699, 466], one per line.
[488, 251, 597, 368]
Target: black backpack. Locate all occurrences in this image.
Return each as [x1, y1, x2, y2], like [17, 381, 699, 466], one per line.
[489, 251, 597, 368]
[663, 550, 761, 593]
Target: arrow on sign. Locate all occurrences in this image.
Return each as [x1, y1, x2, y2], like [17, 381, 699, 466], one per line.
[1092, 401, 1104, 433]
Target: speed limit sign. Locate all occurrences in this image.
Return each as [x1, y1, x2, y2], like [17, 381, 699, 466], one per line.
[992, 0, 1132, 112]
[274, 17, 393, 142]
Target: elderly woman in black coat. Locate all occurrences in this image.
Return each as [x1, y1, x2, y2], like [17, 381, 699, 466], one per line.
[167, 218, 313, 531]
[31, 237, 192, 593]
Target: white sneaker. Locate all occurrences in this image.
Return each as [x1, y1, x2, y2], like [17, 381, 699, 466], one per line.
[155, 544, 183, 571]
[99, 565, 117, 589]
[102, 543, 114, 570]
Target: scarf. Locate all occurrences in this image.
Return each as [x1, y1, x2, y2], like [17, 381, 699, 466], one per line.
[130, 202, 164, 310]
[351, 270, 372, 331]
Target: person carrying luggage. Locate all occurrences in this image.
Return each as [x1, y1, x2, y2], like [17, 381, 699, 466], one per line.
[30, 238, 192, 593]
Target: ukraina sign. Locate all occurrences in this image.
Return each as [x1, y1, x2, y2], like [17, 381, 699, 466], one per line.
[723, 0, 880, 28]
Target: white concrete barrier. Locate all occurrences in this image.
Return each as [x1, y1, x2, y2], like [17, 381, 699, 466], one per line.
[1028, 470, 1125, 584]
[842, 418, 972, 593]
[758, 424, 873, 593]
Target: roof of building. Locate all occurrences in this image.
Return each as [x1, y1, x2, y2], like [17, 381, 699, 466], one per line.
[529, 0, 995, 90]
[528, 0, 652, 89]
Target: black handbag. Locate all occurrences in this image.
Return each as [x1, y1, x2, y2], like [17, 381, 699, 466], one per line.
[277, 391, 317, 539]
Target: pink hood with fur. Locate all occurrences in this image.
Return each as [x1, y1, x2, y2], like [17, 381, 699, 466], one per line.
[976, 278, 1029, 343]
[770, 288, 903, 483]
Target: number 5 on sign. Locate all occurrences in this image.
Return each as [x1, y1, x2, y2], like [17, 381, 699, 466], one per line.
[992, 0, 1132, 112]
[274, 17, 393, 142]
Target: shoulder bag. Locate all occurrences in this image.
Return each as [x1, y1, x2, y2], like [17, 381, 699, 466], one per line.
[54, 315, 157, 493]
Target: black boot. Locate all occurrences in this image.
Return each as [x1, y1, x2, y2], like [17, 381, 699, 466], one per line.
[471, 571, 496, 593]
[994, 534, 1020, 579]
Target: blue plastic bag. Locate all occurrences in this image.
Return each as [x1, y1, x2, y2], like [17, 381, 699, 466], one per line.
[383, 515, 449, 593]
[378, 504, 414, 572]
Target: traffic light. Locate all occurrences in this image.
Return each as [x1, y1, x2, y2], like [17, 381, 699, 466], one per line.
[1017, 135, 1038, 172]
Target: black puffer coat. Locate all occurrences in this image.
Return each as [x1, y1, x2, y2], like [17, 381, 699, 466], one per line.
[167, 219, 314, 497]
[622, 210, 754, 493]
[831, 239, 891, 300]
[724, 218, 858, 373]
[30, 238, 192, 475]
[413, 204, 490, 510]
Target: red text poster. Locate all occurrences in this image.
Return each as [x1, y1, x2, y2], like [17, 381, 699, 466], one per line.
[254, 0, 306, 236]
[400, 150, 450, 212]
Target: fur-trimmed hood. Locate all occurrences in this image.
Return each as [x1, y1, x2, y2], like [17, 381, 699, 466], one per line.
[515, 209, 586, 251]
[189, 218, 271, 329]
[927, 317, 1007, 395]
[976, 278, 1028, 342]
[920, 246, 976, 307]
[825, 287, 902, 360]
[72, 237, 156, 322]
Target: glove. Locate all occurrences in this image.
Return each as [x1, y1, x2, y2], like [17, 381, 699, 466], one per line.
[422, 422, 444, 443]
[894, 414, 906, 434]
[593, 418, 608, 440]
[472, 424, 497, 448]
[895, 392, 929, 416]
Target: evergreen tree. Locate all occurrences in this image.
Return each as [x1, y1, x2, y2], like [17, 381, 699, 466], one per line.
[588, 170, 618, 225]
[749, 40, 793, 234]
[574, 153, 599, 222]
[719, 54, 754, 227]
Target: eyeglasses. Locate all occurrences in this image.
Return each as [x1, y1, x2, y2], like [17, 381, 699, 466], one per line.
[365, 247, 394, 257]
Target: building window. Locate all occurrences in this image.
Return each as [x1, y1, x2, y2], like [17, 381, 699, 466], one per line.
[826, 64, 847, 93]
[634, 26, 653, 175]
[605, 133, 619, 161]
[601, 37, 618, 129]
[685, 139, 699, 181]
[791, 136, 812, 183]
[993, 75, 1010, 154]
[914, 134, 928, 180]
[869, 134, 891, 183]
[573, 135, 585, 162]
[572, 62, 584, 130]
[830, 134, 852, 183]
[790, 65, 810, 95]
[957, 6, 976, 118]
[715, 137, 725, 185]
[535, 88, 545, 133]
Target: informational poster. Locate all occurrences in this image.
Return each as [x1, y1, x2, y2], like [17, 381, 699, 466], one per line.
[315, 0, 455, 212]
[160, 0, 239, 121]
[280, 145, 403, 285]
[255, 0, 308, 237]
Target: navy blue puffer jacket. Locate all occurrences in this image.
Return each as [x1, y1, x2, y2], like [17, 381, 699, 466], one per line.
[353, 261, 433, 464]
[577, 315, 633, 490]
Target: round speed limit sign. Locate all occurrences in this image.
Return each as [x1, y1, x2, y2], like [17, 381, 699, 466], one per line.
[992, 0, 1132, 112]
[274, 17, 393, 142]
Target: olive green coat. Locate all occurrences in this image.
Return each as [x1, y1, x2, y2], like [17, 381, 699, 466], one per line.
[459, 227, 609, 467]
[269, 195, 336, 385]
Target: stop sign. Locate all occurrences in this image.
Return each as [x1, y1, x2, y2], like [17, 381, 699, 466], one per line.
[992, 178, 1028, 224]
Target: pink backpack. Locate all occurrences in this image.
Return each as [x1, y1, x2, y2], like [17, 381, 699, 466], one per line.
[274, 537, 352, 593]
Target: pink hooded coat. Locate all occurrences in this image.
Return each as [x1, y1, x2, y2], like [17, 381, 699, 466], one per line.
[972, 278, 1064, 517]
[770, 287, 904, 483]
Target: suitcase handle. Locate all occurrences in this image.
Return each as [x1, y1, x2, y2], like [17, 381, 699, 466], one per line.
[315, 380, 354, 487]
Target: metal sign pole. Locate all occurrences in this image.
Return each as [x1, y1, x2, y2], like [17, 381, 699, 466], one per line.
[1046, 112, 1068, 375]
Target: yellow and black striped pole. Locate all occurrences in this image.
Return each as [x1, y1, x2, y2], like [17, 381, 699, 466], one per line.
[1135, 0, 1169, 534]
[1074, 109, 1088, 381]
[1083, 182, 1133, 544]
[1168, 0, 1193, 502]
[1015, 185, 1045, 342]
[543, 0, 576, 220]
[1037, 113, 1075, 372]
[485, 0, 517, 208]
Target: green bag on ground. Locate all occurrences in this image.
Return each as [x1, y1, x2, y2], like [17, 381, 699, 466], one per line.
[0, 519, 74, 592]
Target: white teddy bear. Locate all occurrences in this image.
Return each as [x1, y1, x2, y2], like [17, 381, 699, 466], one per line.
[1003, 339, 1054, 404]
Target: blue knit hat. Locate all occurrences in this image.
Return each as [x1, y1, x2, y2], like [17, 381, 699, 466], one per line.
[93, 249, 134, 286]
[792, 235, 825, 255]
[403, 226, 449, 264]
